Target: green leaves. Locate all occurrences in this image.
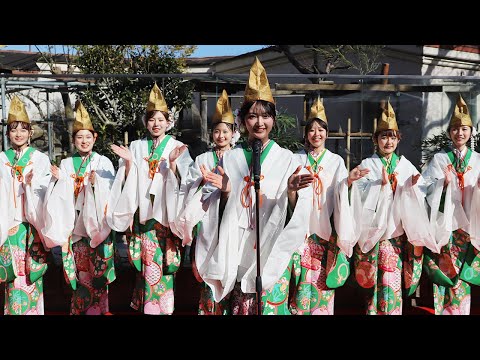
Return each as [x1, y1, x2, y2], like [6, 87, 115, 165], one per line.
[72, 45, 196, 163]
[419, 130, 479, 167]
[271, 110, 304, 152]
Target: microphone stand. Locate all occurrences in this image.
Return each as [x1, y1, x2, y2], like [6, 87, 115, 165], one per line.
[252, 139, 262, 316]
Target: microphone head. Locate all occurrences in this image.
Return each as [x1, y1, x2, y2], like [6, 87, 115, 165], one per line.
[252, 139, 263, 154]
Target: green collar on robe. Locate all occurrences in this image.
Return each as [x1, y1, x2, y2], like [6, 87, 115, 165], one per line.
[212, 150, 219, 168]
[147, 135, 171, 163]
[242, 139, 275, 168]
[446, 147, 472, 173]
[5, 147, 35, 176]
[72, 152, 96, 176]
[378, 152, 399, 175]
[307, 148, 327, 172]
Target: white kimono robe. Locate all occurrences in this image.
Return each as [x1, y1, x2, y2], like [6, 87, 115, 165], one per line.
[351, 154, 438, 253]
[196, 142, 312, 302]
[0, 148, 51, 247]
[42, 153, 116, 248]
[106, 136, 193, 238]
[176, 150, 219, 245]
[292, 149, 356, 257]
[422, 149, 480, 250]
[0, 177, 8, 244]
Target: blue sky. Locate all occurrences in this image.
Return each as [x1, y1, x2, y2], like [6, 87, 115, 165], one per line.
[1, 45, 267, 57]
[190, 45, 266, 57]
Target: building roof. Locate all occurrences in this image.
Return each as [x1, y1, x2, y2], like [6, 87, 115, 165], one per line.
[0, 50, 71, 72]
[0, 50, 39, 71]
[186, 56, 234, 66]
[427, 45, 480, 54]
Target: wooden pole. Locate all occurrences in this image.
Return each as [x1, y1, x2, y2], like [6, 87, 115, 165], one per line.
[200, 93, 209, 147]
[379, 63, 390, 110]
[303, 96, 307, 123]
[302, 95, 307, 138]
[124, 131, 128, 146]
[346, 118, 351, 171]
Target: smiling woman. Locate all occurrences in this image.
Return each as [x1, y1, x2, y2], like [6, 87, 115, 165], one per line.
[421, 94, 480, 315]
[42, 100, 117, 315]
[350, 101, 432, 316]
[0, 95, 51, 315]
[190, 57, 316, 315]
[107, 82, 194, 315]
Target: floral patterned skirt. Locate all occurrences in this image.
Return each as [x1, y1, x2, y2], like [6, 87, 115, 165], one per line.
[424, 229, 474, 315]
[230, 256, 294, 315]
[0, 222, 48, 315]
[126, 218, 183, 315]
[289, 234, 350, 315]
[62, 233, 116, 315]
[354, 235, 423, 315]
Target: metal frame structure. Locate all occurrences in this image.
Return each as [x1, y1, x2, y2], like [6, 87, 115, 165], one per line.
[1, 72, 479, 167]
[0, 77, 94, 157]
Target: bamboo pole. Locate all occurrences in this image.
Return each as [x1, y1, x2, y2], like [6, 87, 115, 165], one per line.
[329, 132, 372, 137]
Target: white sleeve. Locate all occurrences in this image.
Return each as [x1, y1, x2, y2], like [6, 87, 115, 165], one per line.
[106, 146, 139, 232]
[84, 156, 115, 248]
[41, 159, 75, 248]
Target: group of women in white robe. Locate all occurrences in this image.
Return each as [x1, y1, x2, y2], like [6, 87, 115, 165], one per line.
[0, 96, 119, 315]
[181, 58, 369, 315]
[179, 59, 480, 316]
[1, 58, 479, 316]
[0, 83, 194, 316]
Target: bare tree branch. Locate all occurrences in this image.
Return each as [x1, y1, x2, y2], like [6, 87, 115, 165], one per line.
[277, 45, 385, 79]
[22, 94, 45, 119]
[90, 102, 113, 126]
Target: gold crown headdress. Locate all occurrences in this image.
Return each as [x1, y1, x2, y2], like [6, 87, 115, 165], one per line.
[7, 95, 30, 124]
[212, 89, 234, 125]
[377, 101, 398, 132]
[449, 94, 473, 128]
[146, 82, 169, 113]
[73, 100, 94, 133]
[243, 57, 274, 104]
[308, 96, 328, 123]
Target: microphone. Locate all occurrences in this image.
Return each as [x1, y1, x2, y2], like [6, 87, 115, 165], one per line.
[252, 139, 262, 190]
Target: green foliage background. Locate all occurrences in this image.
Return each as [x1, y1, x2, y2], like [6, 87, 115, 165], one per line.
[73, 45, 196, 163]
[419, 130, 480, 166]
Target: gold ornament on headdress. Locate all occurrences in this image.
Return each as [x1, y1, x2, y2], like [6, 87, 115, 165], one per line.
[243, 57, 275, 104]
[449, 94, 473, 128]
[146, 82, 169, 113]
[377, 101, 399, 132]
[212, 89, 234, 125]
[73, 100, 94, 133]
[308, 96, 328, 123]
[7, 95, 30, 124]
